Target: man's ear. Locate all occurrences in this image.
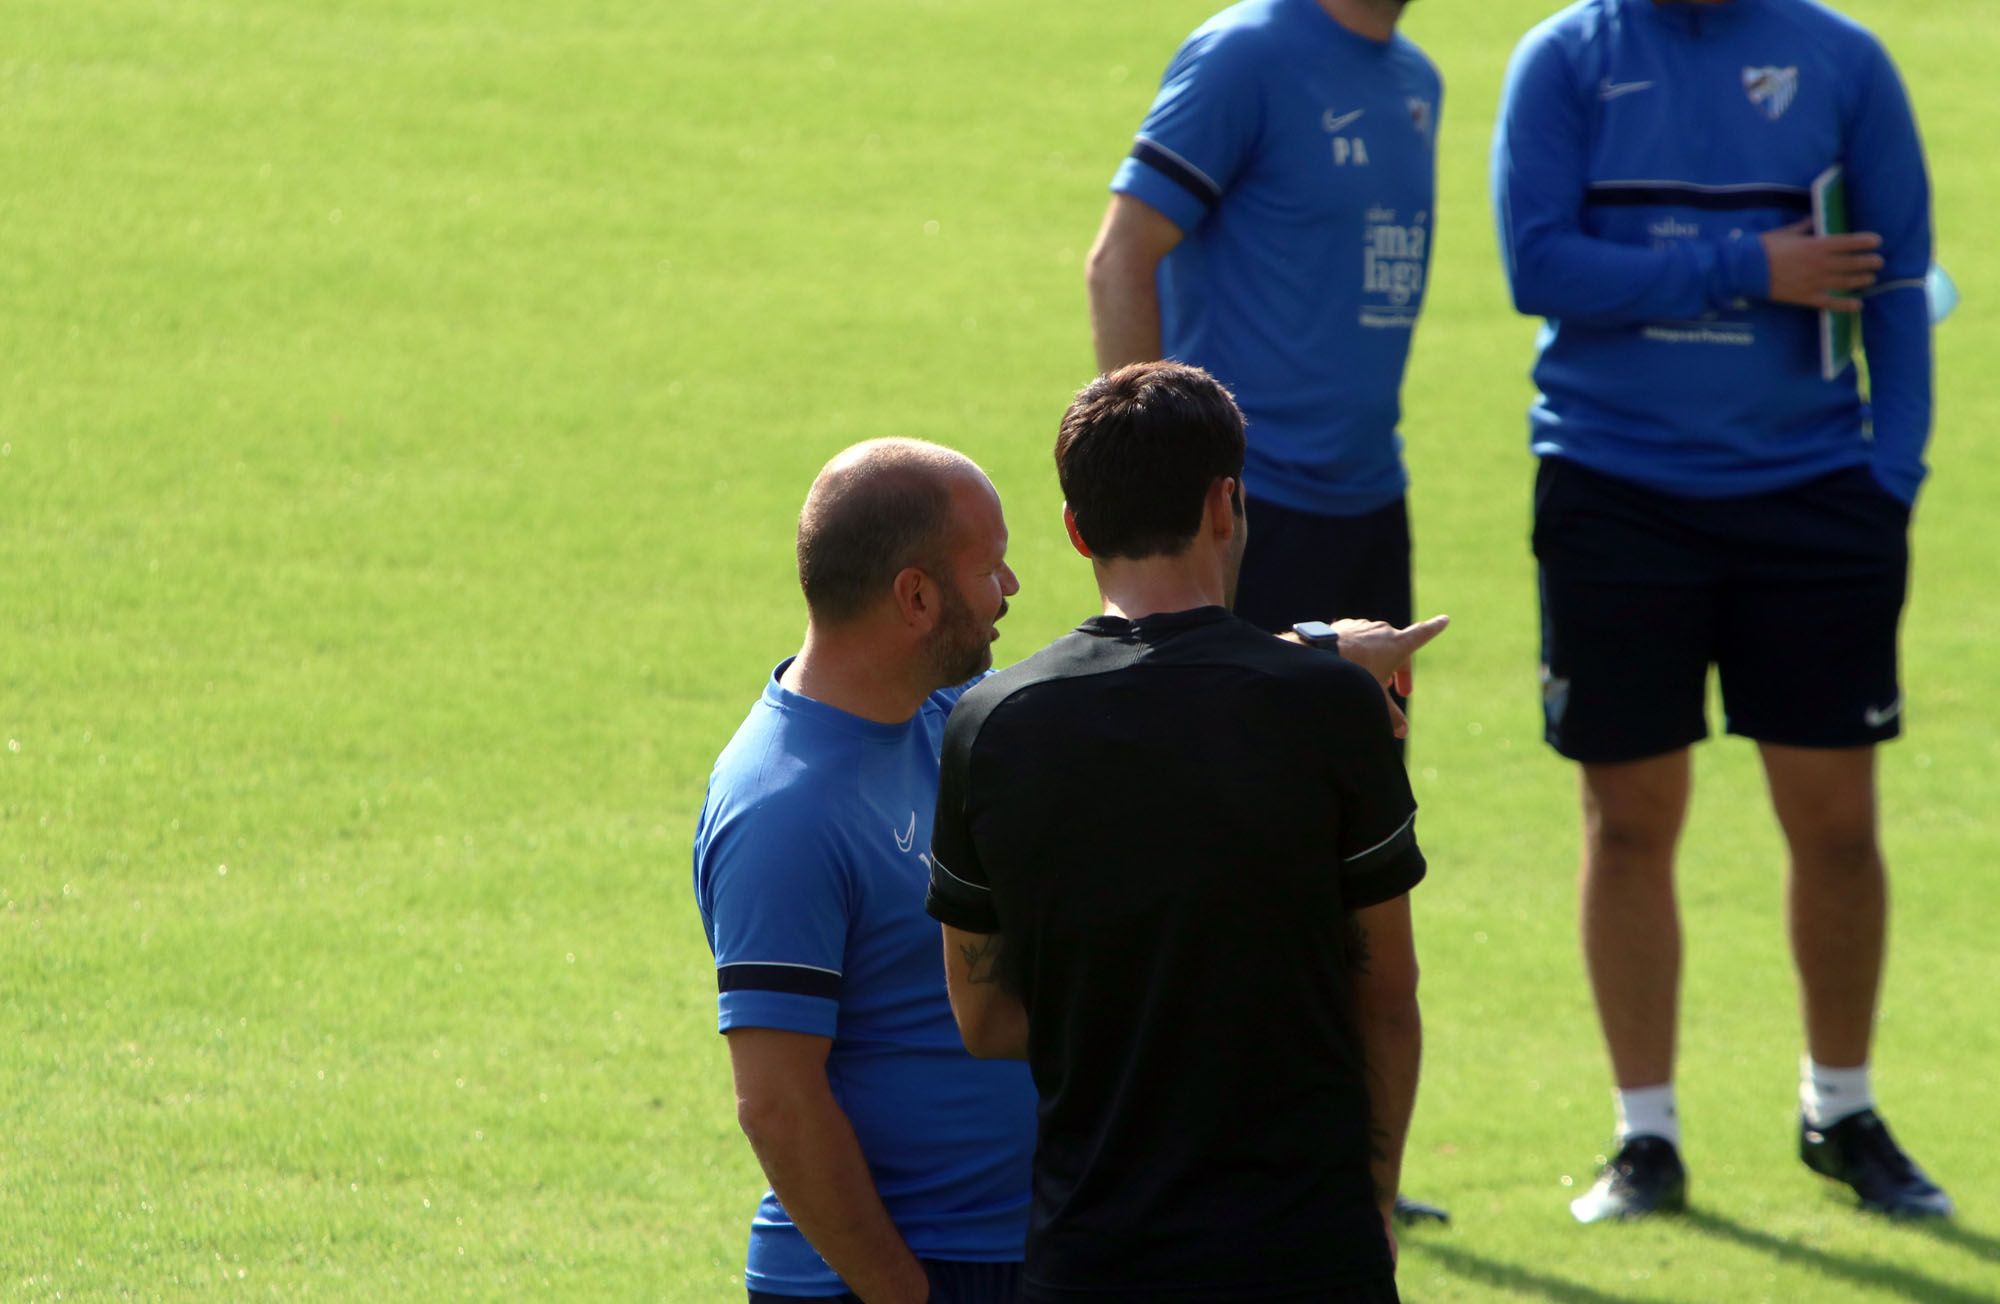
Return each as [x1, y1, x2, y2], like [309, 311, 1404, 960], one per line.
[890, 566, 938, 632]
[1207, 477, 1241, 540]
[1062, 504, 1094, 560]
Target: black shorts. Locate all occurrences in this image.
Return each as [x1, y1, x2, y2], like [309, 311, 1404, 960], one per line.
[1533, 458, 1909, 763]
[749, 1258, 1020, 1304]
[1233, 494, 1413, 634]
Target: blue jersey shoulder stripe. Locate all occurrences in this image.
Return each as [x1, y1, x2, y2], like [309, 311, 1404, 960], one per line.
[718, 962, 842, 1000]
[1131, 137, 1222, 209]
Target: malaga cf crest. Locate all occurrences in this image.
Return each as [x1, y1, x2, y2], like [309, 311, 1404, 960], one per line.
[1742, 66, 1799, 120]
[1407, 96, 1434, 141]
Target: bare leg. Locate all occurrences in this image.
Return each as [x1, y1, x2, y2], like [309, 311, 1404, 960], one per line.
[1758, 743, 1885, 1068]
[1580, 752, 1693, 1089]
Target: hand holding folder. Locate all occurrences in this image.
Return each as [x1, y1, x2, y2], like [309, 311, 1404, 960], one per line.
[1813, 164, 1860, 380]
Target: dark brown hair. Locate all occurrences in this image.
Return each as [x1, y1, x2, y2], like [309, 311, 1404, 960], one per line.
[1054, 361, 1246, 561]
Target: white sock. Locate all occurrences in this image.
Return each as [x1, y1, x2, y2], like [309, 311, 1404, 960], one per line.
[1801, 1057, 1873, 1127]
[1614, 1084, 1680, 1147]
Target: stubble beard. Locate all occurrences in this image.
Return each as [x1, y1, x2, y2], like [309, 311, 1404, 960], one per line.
[925, 580, 996, 687]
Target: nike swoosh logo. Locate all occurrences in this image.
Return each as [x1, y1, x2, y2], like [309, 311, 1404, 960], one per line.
[1599, 79, 1656, 101]
[1323, 109, 1365, 133]
[894, 811, 916, 854]
[1864, 701, 1901, 728]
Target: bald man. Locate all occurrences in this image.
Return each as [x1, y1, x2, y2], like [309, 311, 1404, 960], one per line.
[692, 441, 1035, 1304]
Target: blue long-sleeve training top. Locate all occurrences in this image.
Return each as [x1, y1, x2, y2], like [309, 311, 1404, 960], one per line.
[1492, 0, 1933, 503]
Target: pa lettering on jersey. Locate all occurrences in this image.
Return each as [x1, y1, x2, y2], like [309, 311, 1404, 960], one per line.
[1322, 107, 1369, 167]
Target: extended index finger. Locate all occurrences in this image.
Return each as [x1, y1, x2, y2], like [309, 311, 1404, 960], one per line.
[1390, 615, 1448, 696]
[1392, 613, 1451, 658]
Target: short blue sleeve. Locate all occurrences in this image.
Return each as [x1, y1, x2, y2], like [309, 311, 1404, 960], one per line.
[1111, 27, 1265, 233]
[695, 797, 851, 1038]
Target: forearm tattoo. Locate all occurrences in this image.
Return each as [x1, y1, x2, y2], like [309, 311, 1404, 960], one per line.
[1346, 914, 1373, 976]
[958, 933, 1007, 986]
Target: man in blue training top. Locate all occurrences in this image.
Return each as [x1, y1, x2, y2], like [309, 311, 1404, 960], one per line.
[692, 439, 1035, 1302]
[1088, 0, 1449, 1226]
[1087, 0, 1439, 641]
[1494, 0, 1948, 1221]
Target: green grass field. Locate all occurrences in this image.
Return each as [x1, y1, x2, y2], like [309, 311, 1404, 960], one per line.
[4, 0, 1996, 1298]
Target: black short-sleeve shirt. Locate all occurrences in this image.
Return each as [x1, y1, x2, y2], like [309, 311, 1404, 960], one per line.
[925, 606, 1424, 1299]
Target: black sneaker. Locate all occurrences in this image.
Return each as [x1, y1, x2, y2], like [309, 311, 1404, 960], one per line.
[1570, 1135, 1687, 1223]
[1800, 1109, 1953, 1217]
[1392, 1193, 1451, 1226]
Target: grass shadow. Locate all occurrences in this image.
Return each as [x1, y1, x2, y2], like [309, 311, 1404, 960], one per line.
[1683, 1207, 1995, 1304]
[1402, 1240, 1644, 1304]
[1909, 1218, 2000, 1268]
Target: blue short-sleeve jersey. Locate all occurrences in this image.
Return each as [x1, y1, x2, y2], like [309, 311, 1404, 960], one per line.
[692, 663, 1035, 1295]
[1112, 0, 1442, 517]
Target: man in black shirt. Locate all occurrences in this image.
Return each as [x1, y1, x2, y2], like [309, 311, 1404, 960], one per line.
[925, 361, 1429, 1302]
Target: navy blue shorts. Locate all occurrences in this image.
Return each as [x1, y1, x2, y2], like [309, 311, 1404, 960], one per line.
[749, 1258, 1020, 1304]
[1533, 458, 1909, 763]
[1233, 494, 1413, 635]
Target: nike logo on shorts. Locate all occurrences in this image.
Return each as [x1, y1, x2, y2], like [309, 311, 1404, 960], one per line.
[1863, 700, 1901, 728]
